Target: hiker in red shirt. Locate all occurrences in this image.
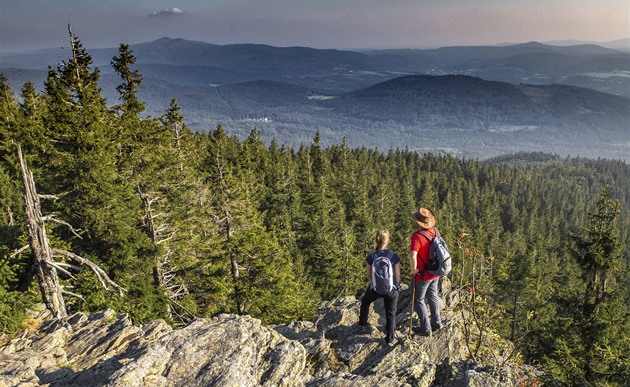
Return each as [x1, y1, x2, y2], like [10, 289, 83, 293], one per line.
[409, 207, 443, 336]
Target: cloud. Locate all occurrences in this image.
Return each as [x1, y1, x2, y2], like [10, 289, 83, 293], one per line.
[149, 8, 184, 17]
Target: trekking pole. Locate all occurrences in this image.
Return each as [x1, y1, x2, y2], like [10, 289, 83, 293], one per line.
[408, 274, 416, 336]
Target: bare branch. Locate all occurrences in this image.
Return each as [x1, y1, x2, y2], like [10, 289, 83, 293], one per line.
[152, 213, 166, 221]
[54, 261, 83, 271]
[6, 205, 14, 226]
[168, 285, 189, 299]
[45, 188, 71, 198]
[52, 248, 126, 295]
[41, 216, 83, 239]
[153, 221, 171, 232]
[170, 298, 197, 319]
[156, 232, 176, 245]
[154, 223, 170, 234]
[47, 261, 78, 280]
[8, 245, 30, 260]
[62, 290, 85, 300]
[37, 194, 59, 201]
[162, 272, 176, 282]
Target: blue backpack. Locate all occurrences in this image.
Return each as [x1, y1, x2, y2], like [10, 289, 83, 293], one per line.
[418, 228, 452, 277]
[371, 250, 395, 294]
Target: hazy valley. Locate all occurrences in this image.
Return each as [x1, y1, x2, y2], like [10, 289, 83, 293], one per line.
[1, 38, 629, 160]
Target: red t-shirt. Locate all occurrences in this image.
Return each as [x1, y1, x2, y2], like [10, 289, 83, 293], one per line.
[410, 227, 439, 281]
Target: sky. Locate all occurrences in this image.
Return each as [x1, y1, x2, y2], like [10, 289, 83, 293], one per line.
[1, 0, 629, 54]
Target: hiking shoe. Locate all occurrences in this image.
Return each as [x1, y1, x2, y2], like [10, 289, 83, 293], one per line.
[356, 323, 373, 334]
[431, 323, 443, 331]
[387, 338, 399, 347]
[412, 327, 432, 337]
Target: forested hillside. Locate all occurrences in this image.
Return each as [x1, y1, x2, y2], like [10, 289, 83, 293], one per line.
[1, 34, 629, 385]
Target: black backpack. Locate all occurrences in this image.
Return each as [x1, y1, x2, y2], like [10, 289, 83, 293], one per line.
[418, 228, 452, 277]
[371, 250, 395, 294]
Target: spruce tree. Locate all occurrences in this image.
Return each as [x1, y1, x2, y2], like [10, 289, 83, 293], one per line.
[573, 188, 628, 384]
[198, 126, 314, 322]
[260, 140, 320, 312]
[0, 74, 19, 158]
[0, 76, 40, 331]
[39, 27, 161, 322]
[111, 44, 144, 117]
[18, 81, 49, 163]
[544, 187, 629, 385]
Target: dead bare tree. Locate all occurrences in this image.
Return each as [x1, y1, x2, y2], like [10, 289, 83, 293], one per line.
[138, 184, 194, 325]
[13, 145, 125, 319]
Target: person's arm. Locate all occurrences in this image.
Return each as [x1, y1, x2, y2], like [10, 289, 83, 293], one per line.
[366, 264, 372, 282]
[394, 263, 401, 288]
[409, 250, 418, 276]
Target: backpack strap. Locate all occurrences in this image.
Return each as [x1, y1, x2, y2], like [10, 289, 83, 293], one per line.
[418, 227, 439, 242]
[417, 229, 433, 265]
[417, 230, 432, 242]
[369, 249, 394, 262]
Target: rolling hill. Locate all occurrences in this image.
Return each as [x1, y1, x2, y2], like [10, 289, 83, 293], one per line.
[188, 75, 629, 160]
[1, 38, 628, 160]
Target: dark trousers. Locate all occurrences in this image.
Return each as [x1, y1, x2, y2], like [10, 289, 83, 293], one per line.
[359, 287, 399, 343]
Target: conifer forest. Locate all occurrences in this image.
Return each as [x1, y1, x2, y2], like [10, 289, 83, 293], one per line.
[1, 33, 629, 385]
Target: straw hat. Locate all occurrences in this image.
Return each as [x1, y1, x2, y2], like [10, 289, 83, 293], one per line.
[411, 207, 436, 229]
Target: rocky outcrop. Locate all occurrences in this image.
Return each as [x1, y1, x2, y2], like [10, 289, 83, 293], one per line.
[0, 282, 540, 386]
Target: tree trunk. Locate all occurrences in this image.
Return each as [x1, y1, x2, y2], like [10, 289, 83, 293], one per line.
[19, 146, 67, 318]
[6, 205, 14, 226]
[137, 184, 163, 287]
[226, 216, 244, 315]
[212, 147, 244, 315]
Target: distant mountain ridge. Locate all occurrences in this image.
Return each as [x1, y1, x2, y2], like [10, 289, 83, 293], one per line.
[2, 37, 628, 95]
[543, 38, 630, 51]
[1, 38, 628, 160]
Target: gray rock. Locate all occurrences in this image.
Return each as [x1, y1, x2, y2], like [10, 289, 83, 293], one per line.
[0, 283, 538, 386]
[107, 314, 309, 387]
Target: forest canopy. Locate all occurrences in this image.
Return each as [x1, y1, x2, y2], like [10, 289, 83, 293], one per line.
[1, 32, 628, 385]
